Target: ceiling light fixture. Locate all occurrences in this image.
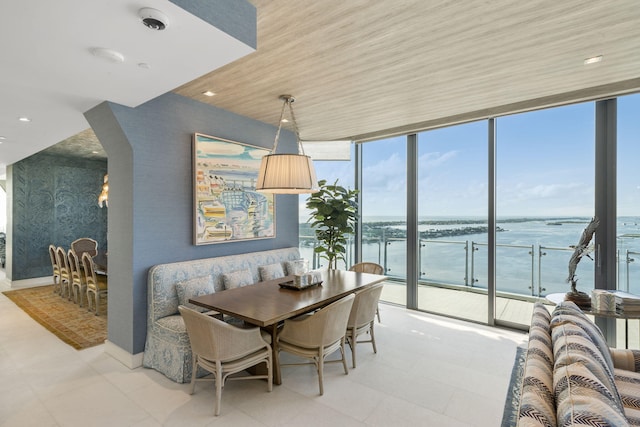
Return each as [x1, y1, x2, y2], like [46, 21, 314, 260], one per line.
[90, 47, 125, 63]
[256, 95, 318, 194]
[202, 90, 216, 97]
[18, 117, 31, 122]
[584, 55, 603, 65]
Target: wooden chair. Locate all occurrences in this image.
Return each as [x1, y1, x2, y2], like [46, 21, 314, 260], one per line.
[71, 237, 98, 259]
[349, 262, 384, 322]
[49, 244, 61, 294]
[68, 249, 86, 306]
[178, 305, 272, 416]
[82, 252, 107, 315]
[346, 283, 384, 368]
[55, 246, 71, 299]
[277, 293, 355, 395]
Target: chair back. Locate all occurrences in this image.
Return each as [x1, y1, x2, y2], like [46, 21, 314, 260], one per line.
[348, 283, 384, 329]
[179, 305, 264, 361]
[280, 293, 355, 348]
[349, 262, 384, 275]
[67, 249, 82, 285]
[81, 252, 97, 286]
[49, 244, 60, 275]
[72, 238, 98, 258]
[56, 246, 70, 278]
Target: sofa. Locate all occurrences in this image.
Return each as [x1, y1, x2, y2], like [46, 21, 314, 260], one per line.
[142, 247, 302, 383]
[517, 301, 640, 426]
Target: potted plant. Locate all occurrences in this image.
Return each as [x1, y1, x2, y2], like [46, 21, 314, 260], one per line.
[306, 179, 359, 270]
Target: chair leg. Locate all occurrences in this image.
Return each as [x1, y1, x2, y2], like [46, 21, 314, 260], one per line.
[266, 355, 273, 392]
[189, 355, 198, 395]
[214, 364, 223, 416]
[340, 341, 349, 375]
[370, 321, 377, 354]
[349, 331, 357, 369]
[95, 293, 100, 316]
[317, 355, 324, 396]
[376, 305, 381, 323]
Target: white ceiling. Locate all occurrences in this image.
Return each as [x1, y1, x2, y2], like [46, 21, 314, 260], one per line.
[0, 0, 254, 176]
[2, 0, 640, 177]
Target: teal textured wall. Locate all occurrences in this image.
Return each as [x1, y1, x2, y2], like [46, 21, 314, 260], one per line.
[10, 152, 108, 280]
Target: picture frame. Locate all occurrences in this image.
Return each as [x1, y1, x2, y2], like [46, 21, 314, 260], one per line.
[193, 133, 275, 245]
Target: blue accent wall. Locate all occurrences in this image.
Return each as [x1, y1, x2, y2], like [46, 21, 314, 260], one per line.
[85, 92, 299, 354]
[9, 153, 108, 280]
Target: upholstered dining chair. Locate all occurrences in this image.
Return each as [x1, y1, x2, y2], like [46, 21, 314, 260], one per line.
[82, 252, 108, 315]
[48, 244, 61, 294]
[346, 282, 384, 368]
[349, 262, 384, 322]
[68, 249, 86, 306]
[178, 305, 272, 416]
[71, 237, 98, 259]
[55, 246, 71, 299]
[277, 293, 355, 395]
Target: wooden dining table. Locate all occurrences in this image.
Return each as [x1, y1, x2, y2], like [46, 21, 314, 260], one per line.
[189, 269, 387, 385]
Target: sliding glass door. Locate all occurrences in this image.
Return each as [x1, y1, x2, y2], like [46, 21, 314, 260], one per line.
[415, 121, 488, 322]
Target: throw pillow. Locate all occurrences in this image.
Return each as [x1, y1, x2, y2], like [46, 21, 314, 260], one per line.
[175, 275, 215, 313]
[222, 269, 254, 290]
[284, 259, 309, 275]
[259, 263, 285, 281]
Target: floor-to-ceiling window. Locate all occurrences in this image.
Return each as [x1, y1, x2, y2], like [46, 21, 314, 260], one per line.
[616, 93, 640, 348]
[495, 102, 595, 326]
[416, 121, 488, 322]
[360, 137, 407, 306]
[298, 147, 355, 269]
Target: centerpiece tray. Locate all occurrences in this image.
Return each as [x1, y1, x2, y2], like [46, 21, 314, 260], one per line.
[278, 280, 323, 291]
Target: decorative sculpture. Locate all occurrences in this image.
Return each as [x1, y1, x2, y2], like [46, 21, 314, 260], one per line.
[565, 216, 599, 308]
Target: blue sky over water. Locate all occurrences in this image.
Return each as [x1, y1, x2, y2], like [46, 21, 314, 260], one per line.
[300, 93, 640, 219]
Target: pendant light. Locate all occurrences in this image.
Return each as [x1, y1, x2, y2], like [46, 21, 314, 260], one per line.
[256, 95, 318, 194]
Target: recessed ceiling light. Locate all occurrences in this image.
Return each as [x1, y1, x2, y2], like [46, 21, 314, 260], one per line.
[0, 136, 6, 140]
[281, 118, 289, 123]
[19, 117, 31, 122]
[90, 47, 125, 63]
[202, 91, 215, 97]
[584, 55, 603, 65]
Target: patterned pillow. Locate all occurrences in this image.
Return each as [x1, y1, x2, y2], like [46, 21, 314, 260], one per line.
[175, 276, 214, 313]
[614, 368, 640, 410]
[284, 259, 309, 275]
[258, 263, 285, 281]
[552, 301, 616, 372]
[555, 361, 628, 426]
[222, 269, 254, 290]
[517, 303, 556, 427]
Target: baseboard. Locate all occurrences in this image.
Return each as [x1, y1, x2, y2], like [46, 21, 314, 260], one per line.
[104, 340, 143, 369]
[9, 276, 52, 288]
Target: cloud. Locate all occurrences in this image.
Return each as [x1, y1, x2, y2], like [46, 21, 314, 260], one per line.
[418, 150, 459, 168]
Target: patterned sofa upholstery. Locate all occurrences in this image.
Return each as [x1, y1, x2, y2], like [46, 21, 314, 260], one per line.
[142, 247, 301, 383]
[518, 301, 640, 426]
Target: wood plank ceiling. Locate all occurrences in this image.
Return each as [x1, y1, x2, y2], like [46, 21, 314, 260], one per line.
[174, 0, 640, 142]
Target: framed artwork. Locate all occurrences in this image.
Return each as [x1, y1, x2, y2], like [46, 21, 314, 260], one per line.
[193, 133, 274, 245]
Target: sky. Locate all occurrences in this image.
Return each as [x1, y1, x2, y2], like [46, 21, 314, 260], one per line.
[299, 92, 640, 221]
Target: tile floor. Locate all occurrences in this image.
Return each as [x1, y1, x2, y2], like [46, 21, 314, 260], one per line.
[0, 278, 527, 426]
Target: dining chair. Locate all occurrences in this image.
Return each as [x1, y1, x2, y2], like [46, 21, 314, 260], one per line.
[68, 249, 86, 306]
[71, 237, 98, 259]
[49, 244, 61, 294]
[349, 262, 384, 322]
[346, 283, 384, 368]
[55, 246, 71, 299]
[82, 252, 108, 315]
[277, 293, 355, 395]
[178, 305, 272, 416]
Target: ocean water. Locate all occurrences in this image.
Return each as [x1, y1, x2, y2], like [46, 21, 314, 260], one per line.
[299, 216, 640, 297]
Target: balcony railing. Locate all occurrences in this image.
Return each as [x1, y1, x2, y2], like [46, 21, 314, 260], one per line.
[300, 235, 637, 297]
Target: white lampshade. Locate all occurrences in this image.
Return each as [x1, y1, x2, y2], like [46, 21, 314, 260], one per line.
[256, 153, 318, 194]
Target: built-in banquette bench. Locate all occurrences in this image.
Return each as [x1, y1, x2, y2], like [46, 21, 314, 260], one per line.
[142, 247, 303, 383]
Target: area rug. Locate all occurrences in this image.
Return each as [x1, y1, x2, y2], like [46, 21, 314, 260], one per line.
[501, 345, 527, 427]
[3, 284, 107, 350]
